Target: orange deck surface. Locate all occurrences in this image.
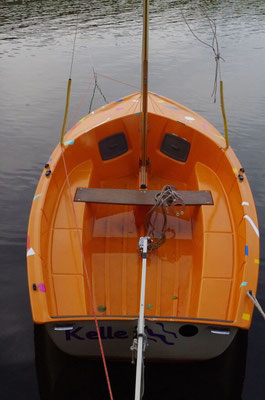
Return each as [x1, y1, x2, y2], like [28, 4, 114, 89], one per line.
[27, 92, 259, 329]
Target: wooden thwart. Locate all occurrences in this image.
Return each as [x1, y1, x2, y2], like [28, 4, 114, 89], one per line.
[74, 188, 213, 206]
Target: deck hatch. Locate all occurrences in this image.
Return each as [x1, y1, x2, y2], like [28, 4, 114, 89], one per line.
[98, 132, 128, 160]
[161, 133, 190, 162]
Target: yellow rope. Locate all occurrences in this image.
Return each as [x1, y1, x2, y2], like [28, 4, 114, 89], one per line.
[60, 78, 72, 145]
[220, 80, 229, 148]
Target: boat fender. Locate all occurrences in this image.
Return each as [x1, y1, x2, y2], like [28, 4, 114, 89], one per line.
[238, 174, 244, 181]
[45, 170, 51, 177]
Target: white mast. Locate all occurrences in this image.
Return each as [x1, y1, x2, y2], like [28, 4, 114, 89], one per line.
[134, 236, 149, 400]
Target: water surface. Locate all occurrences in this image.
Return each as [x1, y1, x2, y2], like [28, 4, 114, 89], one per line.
[0, 0, 265, 398]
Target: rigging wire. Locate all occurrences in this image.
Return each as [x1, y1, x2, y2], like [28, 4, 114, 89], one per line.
[66, 73, 138, 131]
[69, 13, 79, 79]
[66, 77, 94, 131]
[58, 12, 114, 400]
[60, 12, 79, 145]
[89, 68, 108, 113]
[97, 72, 140, 89]
[180, 2, 229, 147]
[180, 2, 224, 103]
[60, 147, 114, 400]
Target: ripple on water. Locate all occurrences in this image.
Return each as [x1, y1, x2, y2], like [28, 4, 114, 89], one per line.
[0, 1, 265, 399]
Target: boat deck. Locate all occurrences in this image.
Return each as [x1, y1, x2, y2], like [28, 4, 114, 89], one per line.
[27, 93, 259, 329]
[48, 168, 236, 323]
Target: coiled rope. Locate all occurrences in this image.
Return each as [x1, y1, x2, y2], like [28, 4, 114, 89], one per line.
[144, 185, 185, 251]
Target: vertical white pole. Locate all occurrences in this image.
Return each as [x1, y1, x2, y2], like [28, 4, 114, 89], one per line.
[135, 237, 149, 400]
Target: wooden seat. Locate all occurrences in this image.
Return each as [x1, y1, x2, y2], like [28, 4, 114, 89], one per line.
[74, 188, 213, 206]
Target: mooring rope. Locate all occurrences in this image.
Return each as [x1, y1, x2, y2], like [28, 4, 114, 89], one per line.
[247, 290, 265, 320]
[144, 185, 185, 251]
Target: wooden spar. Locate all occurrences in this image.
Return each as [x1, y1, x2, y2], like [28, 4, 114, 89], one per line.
[60, 78, 72, 145]
[74, 188, 214, 206]
[140, 0, 149, 189]
[220, 80, 229, 148]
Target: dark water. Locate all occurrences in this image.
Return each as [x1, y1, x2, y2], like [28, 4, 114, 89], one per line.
[0, 0, 265, 398]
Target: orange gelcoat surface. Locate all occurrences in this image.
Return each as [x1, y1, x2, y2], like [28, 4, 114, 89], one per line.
[27, 92, 259, 329]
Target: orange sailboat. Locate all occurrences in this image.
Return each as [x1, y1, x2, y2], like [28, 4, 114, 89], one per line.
[27, 1, 259, 398]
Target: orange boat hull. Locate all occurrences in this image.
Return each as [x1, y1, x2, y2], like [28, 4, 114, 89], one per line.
[27, 92, 259, 360]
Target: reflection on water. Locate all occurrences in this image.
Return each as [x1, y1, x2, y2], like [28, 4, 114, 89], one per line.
[0, 0, 265, 399]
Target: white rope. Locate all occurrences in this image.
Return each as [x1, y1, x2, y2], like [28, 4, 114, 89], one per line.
[247, 290, 265, 320]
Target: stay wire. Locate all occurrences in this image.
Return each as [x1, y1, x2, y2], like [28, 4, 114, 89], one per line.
[180, 3, 224, 102]
[66, 78, 94, 131]
[60, 146, 114, 400]
[60, 12, 79, 144]
[89, 68, 108, 113]
[97, 72, 139, 89]
[69, 13, 79, 79]
[59, 12, 114, 399]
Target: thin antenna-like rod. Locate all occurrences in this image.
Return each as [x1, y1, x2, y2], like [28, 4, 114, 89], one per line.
[140, 0, 149, 189]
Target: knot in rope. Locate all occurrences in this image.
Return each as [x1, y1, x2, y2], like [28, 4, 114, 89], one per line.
[215, 53, 220, 62]
[144, 185, 185, 252]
